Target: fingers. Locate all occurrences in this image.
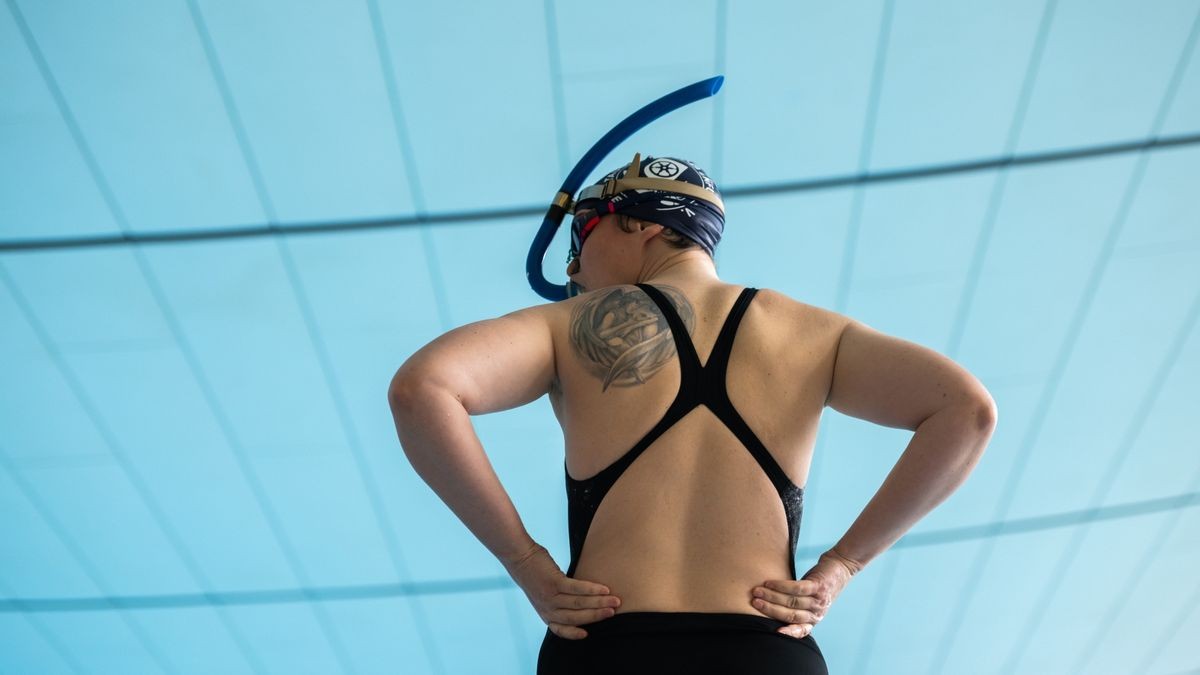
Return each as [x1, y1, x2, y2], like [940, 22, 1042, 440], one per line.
[765, 579, 820, 596]
[543, 578, 622, 639]
[545, 600, 619, 640]
[750, 594, 820, 626]
[552, 577, 620, 611]
[559, 578, 610, 596]
[554, 590, 621, 611]
[547, 598, 618, 627]
[752, 583, 823, 616]
[548, 622, 588, 640]
[777, 623, 814, 639]
[750, 583, 824, 627]
[763, 576, 830, 607]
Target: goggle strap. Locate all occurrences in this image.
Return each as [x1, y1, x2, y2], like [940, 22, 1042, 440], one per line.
[576, 177, 725, 214]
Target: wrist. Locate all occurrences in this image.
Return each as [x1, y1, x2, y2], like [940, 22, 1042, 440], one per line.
[501, 539, 543, 569]
[823, 547, 865, 575]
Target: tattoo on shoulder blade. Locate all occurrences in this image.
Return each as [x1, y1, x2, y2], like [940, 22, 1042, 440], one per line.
[568, 285, 695, 391]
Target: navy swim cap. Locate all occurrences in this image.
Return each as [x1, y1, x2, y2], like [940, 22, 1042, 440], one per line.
[574, 153, 725, 258]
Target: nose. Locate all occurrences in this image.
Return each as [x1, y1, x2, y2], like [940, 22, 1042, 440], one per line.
[566, 257, 580, 276]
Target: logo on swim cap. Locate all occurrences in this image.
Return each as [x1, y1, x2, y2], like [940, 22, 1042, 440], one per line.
[592, 156, 718, 195]
[647, 159, 685, 179]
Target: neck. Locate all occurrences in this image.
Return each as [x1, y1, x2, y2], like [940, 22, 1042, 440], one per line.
[637, 249, 719, 286]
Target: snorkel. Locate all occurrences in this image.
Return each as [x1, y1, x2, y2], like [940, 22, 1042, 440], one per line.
[525, 76, 725, 302]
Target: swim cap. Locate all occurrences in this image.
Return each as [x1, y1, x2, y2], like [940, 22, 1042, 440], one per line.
[573, 152, 725, 258]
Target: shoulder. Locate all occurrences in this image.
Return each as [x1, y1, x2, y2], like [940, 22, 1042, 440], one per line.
[551, 284, 649, 313]
[513, 284, 646, 328]
[749, 287, 852, 336]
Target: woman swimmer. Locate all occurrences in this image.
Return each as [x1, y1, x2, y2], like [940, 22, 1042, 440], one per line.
[388, 151, 996, 674]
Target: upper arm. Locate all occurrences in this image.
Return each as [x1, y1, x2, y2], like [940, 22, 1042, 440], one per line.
[825, 318, 996, 431]
[388, 305, 557, 416]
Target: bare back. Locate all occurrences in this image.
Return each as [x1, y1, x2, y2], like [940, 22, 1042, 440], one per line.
[544, 280, 846, 615]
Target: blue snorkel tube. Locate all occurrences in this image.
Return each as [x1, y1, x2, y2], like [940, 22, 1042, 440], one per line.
[526, 76, 725, 302]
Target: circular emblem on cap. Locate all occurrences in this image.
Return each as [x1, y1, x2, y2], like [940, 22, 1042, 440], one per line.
[647, 159, 683, 178]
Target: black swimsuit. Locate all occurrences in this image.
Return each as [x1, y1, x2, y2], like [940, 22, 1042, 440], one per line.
[564, 282, 805, 581]
[540, 283, 827, 674]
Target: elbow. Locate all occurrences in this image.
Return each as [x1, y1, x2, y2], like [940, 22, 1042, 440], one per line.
[387, 382, 405, 409]
[970, 394, 998, 434]
[388, 370, 419, 409]
[389, 367, 450, 410]
[936, 390, 996, 435]
[932, 389, 997, 435]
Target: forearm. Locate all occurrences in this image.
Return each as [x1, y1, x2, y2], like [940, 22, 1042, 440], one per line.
[830, 402, 995, 573]
[388, 381, 537, 567]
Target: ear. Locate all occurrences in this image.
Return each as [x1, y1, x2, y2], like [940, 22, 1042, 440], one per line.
[635, 219, 665, 240]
